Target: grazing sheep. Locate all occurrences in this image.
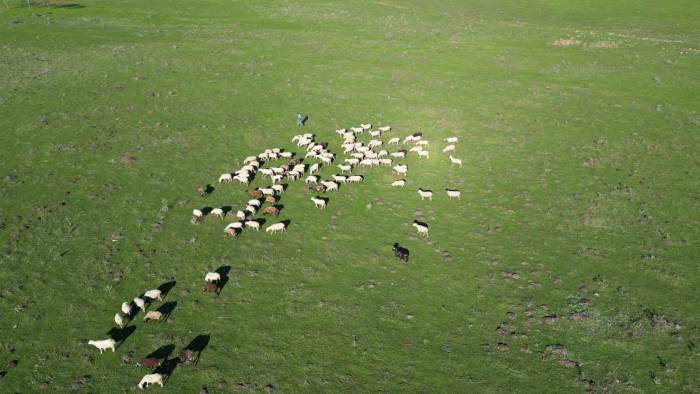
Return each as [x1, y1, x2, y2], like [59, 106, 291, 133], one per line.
[218, 173, 232, 183]
[348, 175, 363, 183]
[332, 175, 347, 184]
[378, 126, 391, 132]
[143, 311, 163, 323]
[388, 137, 400, 145]
[265, 222, 287, 234]
[136, 358, 162, 369]
[392, 164, 408, 176]
[345, 158, 360, 166]
[114, 312, 125, 329]
[197, 186, 207, 198]
[262, 206, 279, 216]
[192, 209, 204, 218]
[137, 373, 164, 389]
[370, 130, 381, 138]
[351, 126, 364, 133]
[246, 189, 263, 198]
[271, 174, 283, 184]
[271, 184, 284, 194]
[236, 210, 246, 221]
[226, 222, 244, 230]
[260, 168, 273, 177]
[446, 189, 461, 200]
[377, 150, 388, 158]
[203, 281, 220, 294]
[416, 140, 429, 146]
[265, 196, 277, 205]
[280, 151, 293, 158]
[379, 158, 393, 166]
[244, 220, 260, 231]
[442, 144, 456, 153]
[390, 151, 406, 158]
[311, 197, 327, 209]
[391, 179, 406, 187]
[409, 146, 423, 153]
[449, 155, 462, 166]
[403, 135, 416, 144]
[210, 208, 224, 219]
[360, 123, 372, 131]
[245, 205, 257, 215]
[445, 137, 458, 143]
[336, 128, 347, 134]
[121, 302, 132, 316]
[392, 243, 409, 262]
[338, 164, 352, 173]
[179, 349, 196, 364]
[205, 272, 221, 283]
[321, 181, 339, 192]
[144, 289, 162, 301]
[243, 155, 258, 163]
[320, 155, 333, 165]
[368, 139, 383, 148]
[260, 188, 275, 196]
[248, 199, 261, 207]
[412, 222, 429, 237]
[88, 339, 117, 353]
[417, 150, 429, 159]
[224, 227, 238, 237]
[305, 175, 318, 184]
[417, 188, 433, 200]
[134, 297, 147, 312]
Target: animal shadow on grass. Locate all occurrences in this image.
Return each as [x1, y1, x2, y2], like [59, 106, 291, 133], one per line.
[253, 218, 267, 226]
[274, 204, 284, 214]
[157, 281, 176, 299]
[48, 2, 85, 8]
[146, 344, 175, 360]
[183, 334, 210, 366]
[154, 357, 179, 381]
[392, 243, 409, 262]
[157, 301, 177, 322]
[413, 220, 429, 228]
[215, 266, 231, 293]
[280, 219, 292, 229]
[201, 207, 213, 216]
[221, 206, 233, 216]
[107, 325, 136, 348]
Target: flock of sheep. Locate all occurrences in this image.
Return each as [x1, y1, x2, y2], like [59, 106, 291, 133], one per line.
[87, 121, 463, 389]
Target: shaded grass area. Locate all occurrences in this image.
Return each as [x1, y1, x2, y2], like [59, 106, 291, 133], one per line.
[0, 0, 698, 391]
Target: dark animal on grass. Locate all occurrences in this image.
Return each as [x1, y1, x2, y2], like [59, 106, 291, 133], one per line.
[136, 358, 162, 369]
[265, 196, 277, 205]
[392, 243, 409, 262]
[179, 349, 196, 364]
[203, 282, 220, 295]
[197, 186, 207, 198]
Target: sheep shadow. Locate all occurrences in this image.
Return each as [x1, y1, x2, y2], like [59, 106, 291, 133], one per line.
[154, 357, 179, 381]
[146, 344, 175, 360]
[184, 334, 210, 366]
[205, 184, 215, 195]
[413, 220, 429, 228]
[280, 219, 292, 229]
[392, 243, 410, 262]
[215, 266, 231, 293]
[201, 207, 214, 216]
[157, 301, 177, 322]
[252, 217, 267, 226]
[221, 206, 233, 216]
[49, 2, 85, 8]
[157, 280, 176, 299]
[107, 325, 136, 348]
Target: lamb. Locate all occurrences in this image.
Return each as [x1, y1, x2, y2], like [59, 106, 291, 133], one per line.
[114, 312, 126, 328]
[218, 173, 232, 183]
[262, 206, 279, 216]
[248, 199, 261, 207]
[360, 123, 372, 131]
[321, 181, 339, 192]
[338, 164, 352, 173]
[347, 175, 363, 183]
[311, 197, 327, 209]
[88, 339, 117, 353]
[392, 164, 408, 176]
[271, 174, 283, 184]
[143, 311, 163, 323]
[412, 222, 429, 237]
[391, 179, 406, 187]
[121, 302, 132, 316]
[378, 126, 391, 132]
[205, 272, 221, 283]
[442, 144, 456, 153]
[137, 373, 164, 389]
[134, 297, 147, 312]
[236, 210, 246, 221]
[449, 155, 462, 166]
[417, 188, 433, 200]
[446, 189, 461, 200]
[265, 222, 287, 234]
[244, 220, 260, 231]
[144, 289, 162, 301]
[210, 208, 224, 219]
[417, 150, 429, 159]
[388, 137, 400, 145]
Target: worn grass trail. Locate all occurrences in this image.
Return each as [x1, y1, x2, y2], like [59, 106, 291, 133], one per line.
[0, 0, 698, 392]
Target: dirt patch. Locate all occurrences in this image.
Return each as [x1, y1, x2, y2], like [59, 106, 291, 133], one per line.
[550, 38, 581, 47]
[570, 312, 590, 321]
[120, 154, 137, 165]
[496, 343, 509, 352]
[502, 271, 520, 279]
[587, 41, 618, 49]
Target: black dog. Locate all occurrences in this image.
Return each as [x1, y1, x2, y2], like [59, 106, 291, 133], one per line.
[392, 243, 409, 262]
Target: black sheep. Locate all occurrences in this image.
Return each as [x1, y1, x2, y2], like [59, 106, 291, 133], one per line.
[392, 243, 409, 262]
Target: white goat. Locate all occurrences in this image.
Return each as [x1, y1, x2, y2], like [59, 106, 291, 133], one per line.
[88, 339, 116, 353]
[138, 373, 164, 389]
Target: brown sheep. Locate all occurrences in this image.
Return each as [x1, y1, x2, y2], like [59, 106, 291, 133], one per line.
[224, 227, 238, 237]
[262, 206, 279, 216]
[179, 349, 196, 364]
[203, 281, 220, 295]
[246, 189, 264, 199]
[265, 196, 277, 205]
[143, 311, 163, 323]
[136, 358, 162, 369]
[197, 186, 207, 198]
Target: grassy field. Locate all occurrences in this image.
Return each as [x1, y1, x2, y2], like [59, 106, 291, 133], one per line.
[0, 0, 699, 392]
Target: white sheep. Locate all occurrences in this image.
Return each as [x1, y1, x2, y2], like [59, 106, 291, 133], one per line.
[143, 311, 163, 322]
[320, 156, 333, 165]
[218, 173, 232, 183]
[338, 164, 352, 173]
[245, 205, 257, 215]
[449, 155, 462, 166]
[280, 151, 293, 158]
[391, 179, 406, 187]
[88, 339, 116, 353]
[265, 222, 287, 234]
[305, 175, 318, 184]
[379, 158, 393, 166]
[321, 181, 339, 192]
[271, 174, 283, 184]
[360, 123, 372, 131]
[417, 150, 429, 159]
[248, 199, 261, 207]
[210, 208, 224, 219]
[416, 140, 429, 146]
[192, 209, 204, 218]
[446, 189, 461, 200]
[336, 128, 347, 134]
[369, 130, 381, 138]
[412, 222, 429, 237]
[311, 197, 327, 209]
[309, 163, 320, 174]
[138, 373, 164, 389]
[259, 168, 273, 177]
[134, 297, 146, 312]
[226, 222, 244, 230]
[233, 175, 249, 185]
[244, 220, 260, 231]
[378, 126, 391, 132]
[368, 139, 383, 148]
[390, 151, 405, 158]
[360, 159, 374, 168]
[388, 137, 400, 145]
[243, 155, 258, 163]
[121, 302, 132, 316]
[260, 188, 275, 196]
[350, 126, 364, 134]
[272, 184, 284, 194]
[332, 175, 347, 184]
[417, 188, 433, 200]
[409, 146, 423, 153]
[144, 289, 162, 301]
[393, 164, 408, 176]
[403, 135, 416, 144]
[114, 312, 125, 328]
[348, 175, 363, 183]
[442, 144, 456, 153]
[236, 210, 247, 220]
[205, 272, 221, 282]
[270, 167, 284, 174]
[345, 158, 360, 166]
[377, 150, 388, 158]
